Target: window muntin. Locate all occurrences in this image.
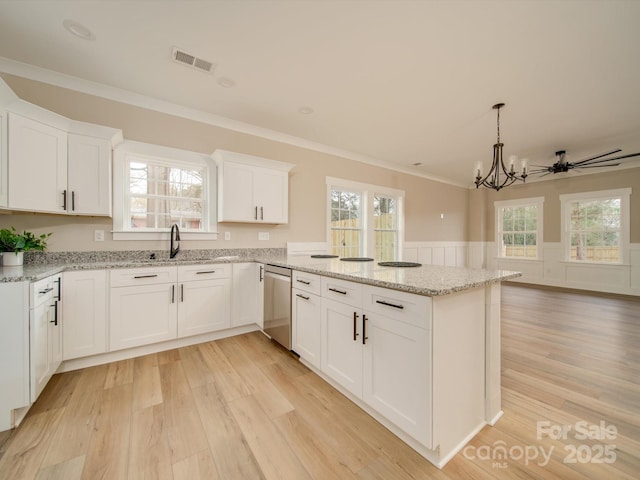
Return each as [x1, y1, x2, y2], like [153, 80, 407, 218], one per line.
[330, 189, 363, 258]
[495, 197, 544, 260]
[327, 178, 404, 261]
[127, 158, 204, 231]
[113, 140, 217, 240]
[567, 197, 622, 263]
[374, 194, 398, 262]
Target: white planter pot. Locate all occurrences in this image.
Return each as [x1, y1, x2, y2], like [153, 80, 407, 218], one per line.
[2, 251, 24, 266]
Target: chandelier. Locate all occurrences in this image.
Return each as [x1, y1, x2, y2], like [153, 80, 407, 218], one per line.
[474, 103, 527, 191]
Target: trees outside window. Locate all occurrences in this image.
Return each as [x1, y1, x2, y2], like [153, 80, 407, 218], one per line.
[561, 189, 630, 263]
[495, 197, 544, 259]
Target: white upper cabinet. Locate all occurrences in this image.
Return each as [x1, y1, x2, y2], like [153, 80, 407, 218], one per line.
[0, 78, 122, 216]
[213, 149, 294, 224]
[67, 134, 112, 216]
[8, 113, 68, 213]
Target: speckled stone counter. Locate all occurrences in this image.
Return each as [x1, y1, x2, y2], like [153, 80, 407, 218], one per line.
[1, 249, 520, 296]
[256, 254, 521, 296]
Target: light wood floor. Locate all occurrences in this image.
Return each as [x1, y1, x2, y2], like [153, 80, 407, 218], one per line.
[0, 284, 638, 479]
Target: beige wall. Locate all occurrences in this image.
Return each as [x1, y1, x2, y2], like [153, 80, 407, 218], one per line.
[473, 168, 640, 243]
[0, 74, 468, 252]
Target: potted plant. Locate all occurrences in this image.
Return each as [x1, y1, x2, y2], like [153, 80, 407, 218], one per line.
[0, 227, 52, 266]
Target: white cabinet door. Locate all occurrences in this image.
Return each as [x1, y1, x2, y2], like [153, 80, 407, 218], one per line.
[62, 270, 107, 360]
[218, 158, 290, 224]
[178, 278, 231, 337]
[232, 263, 263, 327]
[292, 288, 321, 369]
[30, 300, 51, 402]
[219, 161, 255, 222]
[253, 167, 288, 223]
[67, 134, 111, 216]
[321, 297, 363, 397]
[8, 113, 67, 213]
[110, 283, 177, 351]
[362, 311, 432, 447]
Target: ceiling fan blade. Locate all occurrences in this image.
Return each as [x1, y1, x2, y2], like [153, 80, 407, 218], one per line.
[572, 149, 622, 166]
[586, 151, 640, 163]
[579, 163, 621, 168]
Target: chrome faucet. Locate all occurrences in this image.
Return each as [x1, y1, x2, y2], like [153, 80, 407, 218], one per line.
[170, 223, 181, 259]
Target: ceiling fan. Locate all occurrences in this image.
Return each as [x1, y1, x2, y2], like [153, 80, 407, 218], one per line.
[528, 149, 640, 177]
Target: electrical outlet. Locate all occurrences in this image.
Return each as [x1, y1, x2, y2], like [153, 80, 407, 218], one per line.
[94, 230, 105, 242]
[258, 232, 270, 241]
[224, 231, 231, 241]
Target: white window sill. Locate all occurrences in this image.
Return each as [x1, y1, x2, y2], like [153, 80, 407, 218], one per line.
[112, 231, 218, 241]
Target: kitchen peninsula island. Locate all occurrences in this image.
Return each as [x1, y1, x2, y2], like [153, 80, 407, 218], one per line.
[1, 250, 519, 468]
[261, 254, 520, 468]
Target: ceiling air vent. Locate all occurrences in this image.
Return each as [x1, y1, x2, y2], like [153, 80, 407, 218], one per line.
[171, 47, 215, 74]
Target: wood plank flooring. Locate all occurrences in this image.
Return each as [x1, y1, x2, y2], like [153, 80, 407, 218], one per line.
[0, 284, 638, 479]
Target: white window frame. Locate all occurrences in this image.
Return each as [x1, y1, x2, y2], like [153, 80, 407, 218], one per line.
[113, 140, 218, 240]
[326, 177, 404, 260]
[494, 196, 544, 260]
[560, 188, 631, 265]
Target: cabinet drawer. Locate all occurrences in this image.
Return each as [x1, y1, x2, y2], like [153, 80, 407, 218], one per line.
[178, 263, 231, 282]
[30, 276, 56, 307]
[321, 276, 362, 307]
[292, 270, 321, 295]
[109, 266, 177, 287]
[364, 286, 432, 330]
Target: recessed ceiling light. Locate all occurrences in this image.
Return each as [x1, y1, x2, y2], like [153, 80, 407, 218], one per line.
[62, 19, 95, 40]
[412, 162, 423, 166]
[217, 77, 236, 88]
[298, 106, 314, 115]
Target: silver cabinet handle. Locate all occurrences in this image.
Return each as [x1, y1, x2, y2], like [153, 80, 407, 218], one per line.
[39, 287, 54, 295]
[296, 293, 310, 300]
[328, 287, 347, 295]
[296, 279, 310, 285]
[134, 274, 158, 279]
[195, 270, 216, 275]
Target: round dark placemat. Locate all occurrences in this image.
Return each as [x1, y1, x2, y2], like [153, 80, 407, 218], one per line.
[340, 257, 375, 262]
[310, 254, 339, 258]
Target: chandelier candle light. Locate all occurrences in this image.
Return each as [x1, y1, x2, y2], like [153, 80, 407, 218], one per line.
[474, 103, 527, 191]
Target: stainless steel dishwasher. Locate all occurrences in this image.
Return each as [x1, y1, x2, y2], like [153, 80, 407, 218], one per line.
[263, 264, 292, 349]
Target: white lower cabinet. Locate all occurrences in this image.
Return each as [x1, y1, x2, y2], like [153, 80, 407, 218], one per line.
[362, 310, 431, 446]
[318, 276, 433, 450]
[62, 270, 107, 360]
[178, 264, 231, 336]
[109, 264, 232, 351]
[231, 263, 263, 328]
[30, 274, 62, 403]
[110, 281, 178, 351]
[292, 287, 321, 369]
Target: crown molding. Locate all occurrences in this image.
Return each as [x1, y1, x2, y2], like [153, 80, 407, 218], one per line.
[0, 56, 465, 188]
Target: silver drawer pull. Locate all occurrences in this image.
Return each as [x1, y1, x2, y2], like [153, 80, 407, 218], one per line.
[296, 279, 311, 285]
[39, 287, 54, 295]
[328, 287, 347, 295]
[296, 293, 310, 301]
[134, 274, 158, 279]
[376, 299, 404, 310]
[196, 270, 216, 274]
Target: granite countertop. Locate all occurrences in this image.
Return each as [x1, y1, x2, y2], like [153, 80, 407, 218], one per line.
[259, 255, 521, 296]
[0, 249, 521, 296]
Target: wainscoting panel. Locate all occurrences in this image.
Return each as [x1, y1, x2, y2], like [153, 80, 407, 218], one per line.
[403, 242, 468, 268]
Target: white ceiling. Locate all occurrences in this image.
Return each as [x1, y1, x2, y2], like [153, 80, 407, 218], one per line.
[1, 0, 639, 187]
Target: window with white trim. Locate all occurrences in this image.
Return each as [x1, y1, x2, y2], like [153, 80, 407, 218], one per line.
[495, 197, 544, 259]
[113, 141, 217, 240]
[327, 177, 404, 260]
[560, 188, 631, 264]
